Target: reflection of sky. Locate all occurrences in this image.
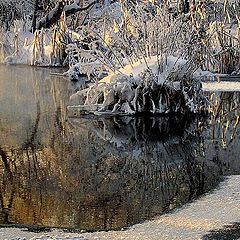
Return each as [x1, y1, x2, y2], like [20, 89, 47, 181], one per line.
[0, 66, 34, 113]
[0, 65, 69, 147]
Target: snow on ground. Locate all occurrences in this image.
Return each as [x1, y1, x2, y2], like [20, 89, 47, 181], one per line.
[1, 30, 55, 65]
[1, 175, 240, 240]
[98, 56, 214, 86]
[202, 81, 240, 91]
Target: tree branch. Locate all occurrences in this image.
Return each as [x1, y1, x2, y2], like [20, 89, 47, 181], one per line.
[36, 0, 100, 31]
[65, 0, 99, 17]
[36, 0, 65, 30]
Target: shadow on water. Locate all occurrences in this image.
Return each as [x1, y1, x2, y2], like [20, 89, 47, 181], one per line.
[0, 65, 240, 232]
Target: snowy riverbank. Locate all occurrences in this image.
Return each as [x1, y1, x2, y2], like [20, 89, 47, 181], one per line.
[202, 81, 240, 91]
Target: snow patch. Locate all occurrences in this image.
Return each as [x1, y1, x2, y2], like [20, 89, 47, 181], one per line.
[202, 81, 240, 91]
[68, 55, 204, 115]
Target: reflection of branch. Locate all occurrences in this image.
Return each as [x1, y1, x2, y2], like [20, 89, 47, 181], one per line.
[0, 182, 16, 223]
[0, 190, 9, 223]
[22, 102, 40, 149]
[0, 146, 15, 223]
[215, 92, 234, 120]
[0, 147, 13, 181]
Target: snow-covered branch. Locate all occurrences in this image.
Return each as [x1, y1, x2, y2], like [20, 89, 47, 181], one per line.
[35, 0, 100, 31]
[36, 0, 65, 30]
[64, 0, 99, 17]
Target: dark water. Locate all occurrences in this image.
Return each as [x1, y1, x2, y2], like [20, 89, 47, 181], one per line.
[0, 65, 240, 232]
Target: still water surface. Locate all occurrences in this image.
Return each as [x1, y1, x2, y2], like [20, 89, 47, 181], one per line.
[0, 65, 239, 232]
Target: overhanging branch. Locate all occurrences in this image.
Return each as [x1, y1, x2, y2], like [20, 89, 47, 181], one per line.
[35, 0, 100, 31]
[65, 0, 99, 17]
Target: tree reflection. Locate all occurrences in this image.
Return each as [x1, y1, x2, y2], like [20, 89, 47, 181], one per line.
[0, 147, 14, 224]
[0, 107, 237, 231]
[0, 65, 240, 232]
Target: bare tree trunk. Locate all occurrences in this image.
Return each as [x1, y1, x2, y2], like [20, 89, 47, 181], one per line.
[32, 0, 39, 33]
[178, 0, 190, 14]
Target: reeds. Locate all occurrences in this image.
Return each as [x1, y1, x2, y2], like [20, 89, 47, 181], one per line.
[1, 0, 240, 74]
[188, 0, 240, 74]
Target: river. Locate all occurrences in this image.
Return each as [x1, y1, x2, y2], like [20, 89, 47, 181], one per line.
[0, 65, 239, 238]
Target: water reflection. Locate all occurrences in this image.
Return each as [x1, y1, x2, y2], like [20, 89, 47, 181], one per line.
[0, 66, 240, 232]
